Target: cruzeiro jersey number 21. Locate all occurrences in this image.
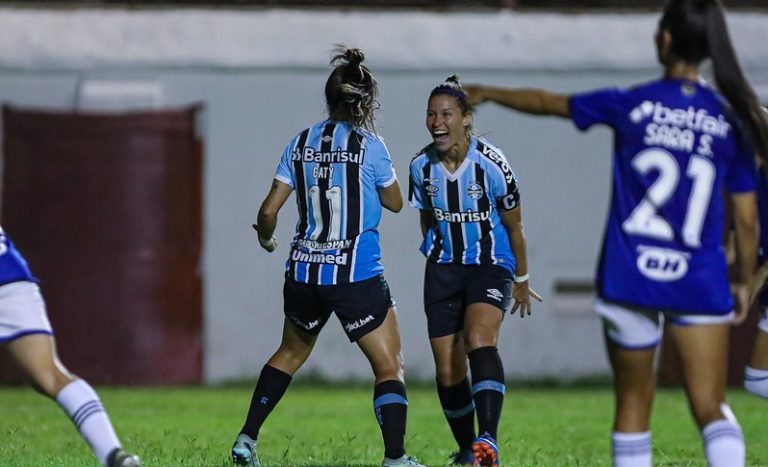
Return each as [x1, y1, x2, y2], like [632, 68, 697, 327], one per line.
[621, 148, 715, 280]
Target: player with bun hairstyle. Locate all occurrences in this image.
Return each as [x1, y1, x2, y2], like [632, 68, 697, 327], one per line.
[231, 47, 423, 467]
[409, 75, 541, 467]
[0, 227, 141, 467]
[464, 1, 766, 466]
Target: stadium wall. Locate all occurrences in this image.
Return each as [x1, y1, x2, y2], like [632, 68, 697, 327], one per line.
[1, 8, 767, 383]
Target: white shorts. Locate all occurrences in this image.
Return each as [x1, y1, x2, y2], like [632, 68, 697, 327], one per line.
[0, 281, 53, 344]
[760, 305, 768, 333]
[594, 299, 734, 349]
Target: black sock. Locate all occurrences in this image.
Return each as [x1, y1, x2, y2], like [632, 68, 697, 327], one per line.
[468, 347, 505, 440]
[240, 364, 292, 439]
[373, 379, 408, 459]
[437, 377, 476, 451]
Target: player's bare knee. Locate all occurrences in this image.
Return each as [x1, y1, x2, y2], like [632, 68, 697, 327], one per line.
[372, 357, 403, 382]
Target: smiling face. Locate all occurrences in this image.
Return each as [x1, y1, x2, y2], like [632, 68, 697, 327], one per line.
[426, 94, 472, 156]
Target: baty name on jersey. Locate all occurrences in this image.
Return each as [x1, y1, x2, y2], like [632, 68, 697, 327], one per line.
[632, 100, 731, 154]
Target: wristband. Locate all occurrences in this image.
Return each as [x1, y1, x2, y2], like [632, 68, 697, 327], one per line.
[258, 234, 275, 248]
[513, 273, 529, 283]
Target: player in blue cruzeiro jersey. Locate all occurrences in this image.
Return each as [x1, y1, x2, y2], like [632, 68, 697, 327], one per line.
[464, 1, 768, 466]
[409, 75, 541, 467]
[0, 227, 141, 467]
[744, 143, 768, 398]
[231, 47, 424, 467]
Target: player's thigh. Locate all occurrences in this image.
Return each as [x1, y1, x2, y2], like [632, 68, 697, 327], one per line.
[357, 307, 404, 381]
[462, 265, 510, 349]
[464, 303, 503, 351]
[667, 319, 729, 409]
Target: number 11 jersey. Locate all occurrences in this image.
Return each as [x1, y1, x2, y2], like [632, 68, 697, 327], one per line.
[570, 78, 757, 315]
[274, 119, 397, 285]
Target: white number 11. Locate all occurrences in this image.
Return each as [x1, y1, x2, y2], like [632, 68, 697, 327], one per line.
[308, 185, 342, 241]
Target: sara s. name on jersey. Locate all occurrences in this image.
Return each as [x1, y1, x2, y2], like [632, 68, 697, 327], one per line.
[570, 78, 757, 314]
[408, 137, 520, 272]
[274, 119, 397, 286]
[0, 227, 36, 286]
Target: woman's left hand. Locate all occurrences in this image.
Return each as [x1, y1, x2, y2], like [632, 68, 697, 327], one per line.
[511, 281, 542, 318]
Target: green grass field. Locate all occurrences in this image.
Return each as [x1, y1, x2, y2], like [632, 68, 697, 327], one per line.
[0, 384, 765, 466]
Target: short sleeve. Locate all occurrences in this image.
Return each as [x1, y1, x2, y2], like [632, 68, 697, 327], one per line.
[570, 87, 627, 131]
[368, 137, 398, 188]
[725, 132, 757, 193]
[489, 155, 520, 212]
[274, 140, 295, 188]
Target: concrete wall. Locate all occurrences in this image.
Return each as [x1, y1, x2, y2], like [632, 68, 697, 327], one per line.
[1, 8, 767, 383]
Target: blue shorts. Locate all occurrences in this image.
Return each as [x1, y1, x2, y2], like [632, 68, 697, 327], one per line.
[283, 274, 394, 342]
[423, 262, 512, 339]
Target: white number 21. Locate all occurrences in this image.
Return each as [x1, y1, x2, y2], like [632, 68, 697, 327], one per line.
[621, 148, 715, 248]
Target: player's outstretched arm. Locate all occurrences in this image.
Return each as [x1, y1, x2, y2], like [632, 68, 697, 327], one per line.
[464, 84, 571, 118]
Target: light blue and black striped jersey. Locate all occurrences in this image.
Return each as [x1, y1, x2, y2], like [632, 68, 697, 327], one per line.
[0, 227, 36, 286]
[408, 137, 519, 273]
[275, 119, 397, 285]
[570, 78, 757, 314]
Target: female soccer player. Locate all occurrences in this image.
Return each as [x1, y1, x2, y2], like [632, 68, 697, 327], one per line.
[409, 75, 540, 467]
[230, 47, 423, 467]
[0, 227, 141, 467]
[463, 1, 767, 465]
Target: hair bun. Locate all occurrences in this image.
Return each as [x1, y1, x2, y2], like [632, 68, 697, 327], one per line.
[345, 48, 365, 66]
[445, 74, 460, 85]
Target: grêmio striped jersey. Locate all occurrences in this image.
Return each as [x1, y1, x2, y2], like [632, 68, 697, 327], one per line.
[274, 119, 397, 285]
[570, 78, 757, 315]
[0, 227, 36, 286]
[408, 137, 519, 273]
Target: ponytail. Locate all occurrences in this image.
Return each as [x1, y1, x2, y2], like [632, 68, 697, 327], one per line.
[704, 1, 768, 158]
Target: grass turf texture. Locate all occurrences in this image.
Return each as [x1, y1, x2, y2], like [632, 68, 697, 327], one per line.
[0, 385, 765, 466]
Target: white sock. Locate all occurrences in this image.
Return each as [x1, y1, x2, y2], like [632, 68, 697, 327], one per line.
[745, 366, 768, 398]
[702, 419, 745, 467]
[56, 379, 121, 466]
[612, 431, 652, 467]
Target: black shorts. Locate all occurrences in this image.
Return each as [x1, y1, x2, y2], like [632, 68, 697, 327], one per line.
[283, 274, 394, 342]
[424, 262, 513, 339]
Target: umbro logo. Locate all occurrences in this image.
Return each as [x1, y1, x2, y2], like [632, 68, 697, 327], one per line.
[486, 288, 503, 301]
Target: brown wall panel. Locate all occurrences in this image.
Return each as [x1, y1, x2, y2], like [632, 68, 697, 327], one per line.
[1, 105, 203, 385]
